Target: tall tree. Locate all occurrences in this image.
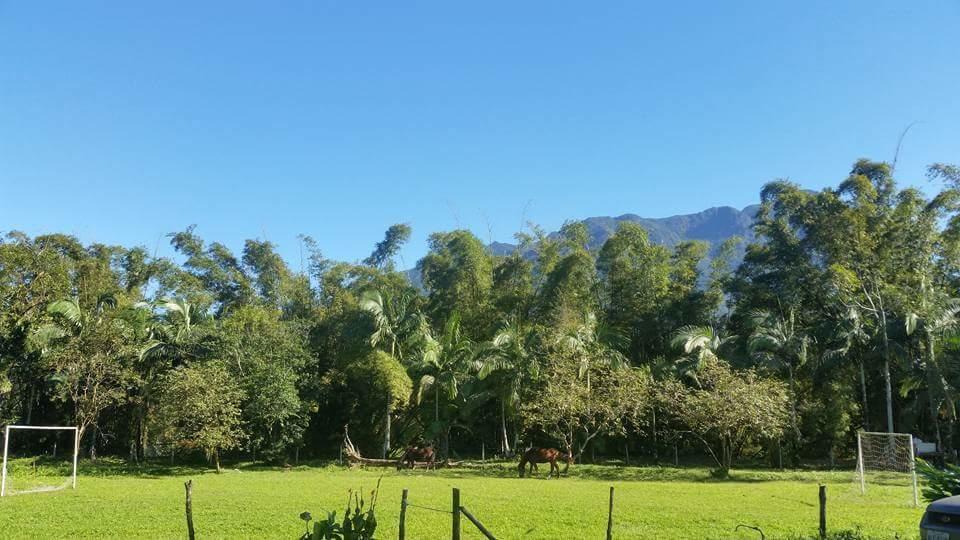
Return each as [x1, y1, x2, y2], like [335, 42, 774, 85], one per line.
[364, 224, 412, 270]
[417, 230, 493, 337]
[475, 318, 540, 454]
[670, 325, 736, 384]
[747, 307, 808, 460]
[597, 222, 671, 361]
[410, 312, 474, 458]
[359, 288, 422, 457]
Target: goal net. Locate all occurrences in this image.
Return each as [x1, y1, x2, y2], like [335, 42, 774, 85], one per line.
[1, 425, 79, 496]
[855, 431, 918, 506]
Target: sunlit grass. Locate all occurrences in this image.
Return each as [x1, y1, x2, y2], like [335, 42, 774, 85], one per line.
[0, 458, 923, 538]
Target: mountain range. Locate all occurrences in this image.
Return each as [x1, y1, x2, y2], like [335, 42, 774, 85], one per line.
[489, 204, 760, 257]
[409, 204, 760, 286]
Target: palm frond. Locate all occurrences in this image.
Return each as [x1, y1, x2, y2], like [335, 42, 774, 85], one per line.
[47, 298, 82, 330]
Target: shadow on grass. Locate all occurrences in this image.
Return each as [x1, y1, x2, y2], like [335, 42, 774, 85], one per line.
[387, 461, 858, 484]
[47, 456, 862, 485]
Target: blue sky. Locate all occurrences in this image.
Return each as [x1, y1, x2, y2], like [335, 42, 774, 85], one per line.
[2, 1, 958, 267]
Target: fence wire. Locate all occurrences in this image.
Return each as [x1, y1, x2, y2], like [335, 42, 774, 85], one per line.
[404, 501, 452, 514]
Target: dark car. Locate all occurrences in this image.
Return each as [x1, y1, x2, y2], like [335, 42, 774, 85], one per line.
[922, 495, 960, 539]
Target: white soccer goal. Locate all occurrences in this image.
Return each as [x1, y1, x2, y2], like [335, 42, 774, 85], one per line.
[1, 425, 79, 497]
[855, 431, 918, 506]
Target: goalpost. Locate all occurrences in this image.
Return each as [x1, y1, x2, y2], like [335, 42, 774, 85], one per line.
[1, 425, 79, 497]
[856, 431, 918, 507]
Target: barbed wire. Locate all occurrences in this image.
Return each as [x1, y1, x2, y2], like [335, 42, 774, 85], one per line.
[404, 501, 452, 514]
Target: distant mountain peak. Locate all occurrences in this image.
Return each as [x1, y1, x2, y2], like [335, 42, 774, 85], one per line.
[411, 204, 758, 286]
[489, 204, 758, 256]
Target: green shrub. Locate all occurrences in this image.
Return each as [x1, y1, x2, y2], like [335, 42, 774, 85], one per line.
[916, 458, 960, 502]
[298, 478, 381, 540]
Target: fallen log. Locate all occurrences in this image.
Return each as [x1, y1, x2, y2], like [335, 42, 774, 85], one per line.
[341, 425, 462, 469]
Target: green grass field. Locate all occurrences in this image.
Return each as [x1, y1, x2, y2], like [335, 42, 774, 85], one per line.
[0, 459, 923, 539]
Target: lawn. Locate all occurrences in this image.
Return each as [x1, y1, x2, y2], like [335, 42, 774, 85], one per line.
[0, 459, 923, 539]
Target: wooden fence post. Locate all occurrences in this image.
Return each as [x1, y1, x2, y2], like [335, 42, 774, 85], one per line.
[460, 506, 498, 540]
[452, 487, 461, 540]
[607, 486, 614, 540]
[184, 480, 196, 540]
[818, 484, 827, 539]
[399, 488, 408, 540]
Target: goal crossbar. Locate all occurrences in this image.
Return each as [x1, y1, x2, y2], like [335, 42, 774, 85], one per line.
[1, 425, 79, 497]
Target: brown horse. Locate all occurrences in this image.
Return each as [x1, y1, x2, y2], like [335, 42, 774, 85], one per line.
[518, 447, 573, 478]
[397, 445, 435, 470]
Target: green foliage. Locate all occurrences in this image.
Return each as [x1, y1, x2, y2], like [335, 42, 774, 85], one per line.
[364, 224, 412, 271]
[216, 305, 313, 461]
[359, 350, 414, 413]
[154, 362, 245, 471]
[299, 478, 381, 540]
[520, 350, 649, 457]
[660, 359, 789, 475]
[917, 458, 960, 502]
[417, 230, 493, 335]
[4, 156, 960, 480]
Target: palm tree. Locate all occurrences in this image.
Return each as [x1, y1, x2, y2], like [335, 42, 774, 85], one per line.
[475, 318, 539, 455]
[557, 312, 627, 394]
[748, 308, 808, 458]
[670, 325, 736, 385]
[31, 293, 124, 458]
[139, 299, 205, 366]
[905, 292, 960, 459]
[410, 312, 473, 458]
[359, 288, 422, 458]
[135, 299, 213, 461]
[822, 307, 872, 429]
[42, 294, 117, 335]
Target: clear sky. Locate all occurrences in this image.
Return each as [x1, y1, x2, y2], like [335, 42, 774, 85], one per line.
[1, 1, 958, 267]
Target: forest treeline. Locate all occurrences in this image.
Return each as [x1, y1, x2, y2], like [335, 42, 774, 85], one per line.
[2, 158, 959, 474]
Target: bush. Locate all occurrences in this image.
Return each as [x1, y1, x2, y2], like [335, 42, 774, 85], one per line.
[917, 458, 960, 502]
[298, 478, 381, 539]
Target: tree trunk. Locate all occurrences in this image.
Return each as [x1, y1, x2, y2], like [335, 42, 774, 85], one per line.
[88, 424, 98, 461]
[651, 407, 658, 461]
[880, 309, 895, 433]
[787, 364, 800, 465]
[858, 357, 869, 430]
[138, 374, 156, 462]
[440, 427, 450, 460]
[719, 437, 731, 477]
[946, 411, 956, 463]
[500, 400, 511, 455]
[927, 333, 944, 459]
[382, 389, 391, 459]
[214, 449, 221, 473]
[24, 384, 35, 424]
[882, 356, 894, 433]
[932, 410, 944, 464]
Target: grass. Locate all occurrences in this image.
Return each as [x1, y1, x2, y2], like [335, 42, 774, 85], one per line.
[0, 458, 924, 539]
